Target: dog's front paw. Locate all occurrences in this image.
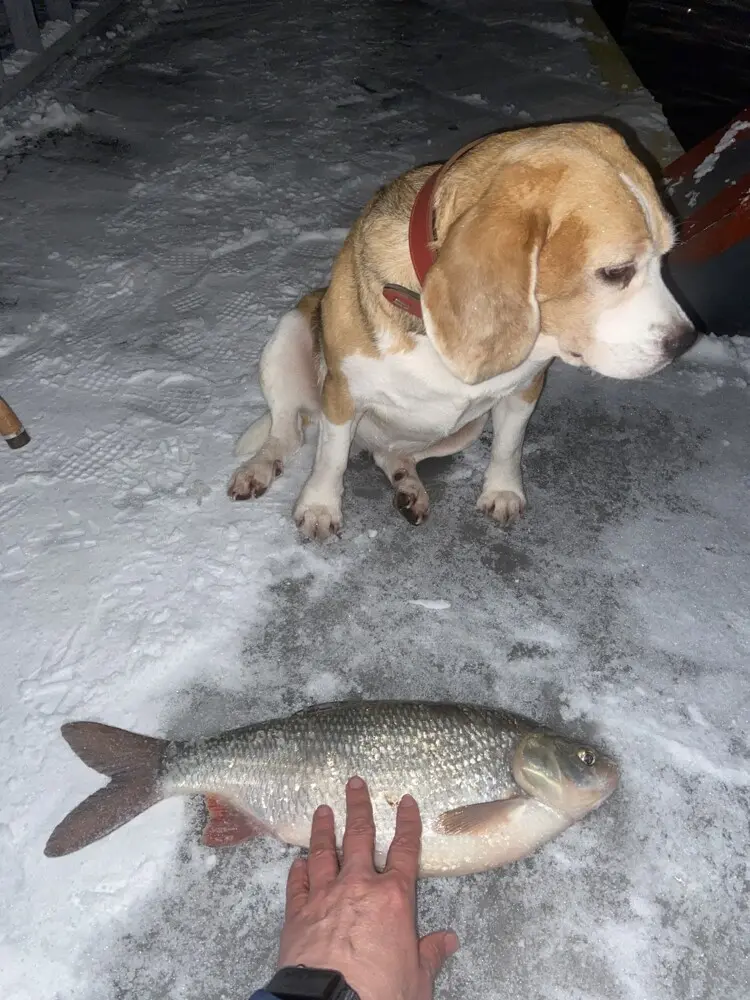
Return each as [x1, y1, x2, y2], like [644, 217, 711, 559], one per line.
[477, 488, 526, 526]
[228, 458, 283, 501]
[293, 500, 342, 541]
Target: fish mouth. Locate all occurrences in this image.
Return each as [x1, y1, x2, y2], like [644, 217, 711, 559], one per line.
[598, 756, 620, 796]
[550, 751, 619, 824]
[561, 755, 619, 816]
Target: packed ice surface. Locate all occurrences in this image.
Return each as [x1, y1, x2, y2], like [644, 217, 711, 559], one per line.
[1, 1, 749, 999]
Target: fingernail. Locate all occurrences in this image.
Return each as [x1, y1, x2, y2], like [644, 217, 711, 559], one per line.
[291, 857, 306, 870]
[401, 793, 416, 807]
[446, 931, 460, 956]
[315, 804, 333, 817]
[348, 776, 365, 789]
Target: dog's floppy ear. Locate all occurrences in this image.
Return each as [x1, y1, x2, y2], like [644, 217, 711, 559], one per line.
[421, 196, 545, 384]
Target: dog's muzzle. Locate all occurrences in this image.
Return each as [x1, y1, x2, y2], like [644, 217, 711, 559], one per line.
[661, 322, 698, 361]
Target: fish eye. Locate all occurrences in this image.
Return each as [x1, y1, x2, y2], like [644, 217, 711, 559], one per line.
[577, 748, 597, 766]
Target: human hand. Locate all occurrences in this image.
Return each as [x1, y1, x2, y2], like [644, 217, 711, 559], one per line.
[277, 776, 459, 1000]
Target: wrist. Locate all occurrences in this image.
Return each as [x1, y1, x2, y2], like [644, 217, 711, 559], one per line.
[259, 965, 360, 1000]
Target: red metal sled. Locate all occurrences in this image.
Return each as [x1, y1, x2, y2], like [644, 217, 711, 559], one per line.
[664, 108, 750, 334]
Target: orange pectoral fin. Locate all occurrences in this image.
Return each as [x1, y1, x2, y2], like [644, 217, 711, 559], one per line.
[435, 797, 528, 836]
[201, 795, 269, 848]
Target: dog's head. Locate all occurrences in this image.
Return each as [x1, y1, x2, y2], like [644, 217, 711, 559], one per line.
[421, 123, 695, 384]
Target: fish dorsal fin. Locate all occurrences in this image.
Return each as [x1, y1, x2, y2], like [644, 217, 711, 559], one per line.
[293, 702, 340, 715]
[201, 795, 269, 847]
[435, 797, 528, 836]
[291, 701, 359, 717]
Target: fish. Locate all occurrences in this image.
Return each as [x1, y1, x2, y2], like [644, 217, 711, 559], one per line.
[44, 700, 619, 876]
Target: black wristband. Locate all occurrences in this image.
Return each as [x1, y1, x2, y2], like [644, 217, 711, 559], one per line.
[263, 965, 360, 1000]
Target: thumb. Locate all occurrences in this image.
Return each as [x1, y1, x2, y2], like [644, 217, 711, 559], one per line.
[418, 929, 460, 982]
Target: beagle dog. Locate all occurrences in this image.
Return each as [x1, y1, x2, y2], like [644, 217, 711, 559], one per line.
[228, 122, 695, 539]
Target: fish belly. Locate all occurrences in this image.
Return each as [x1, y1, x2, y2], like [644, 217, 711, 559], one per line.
[267, 797, 570, 877]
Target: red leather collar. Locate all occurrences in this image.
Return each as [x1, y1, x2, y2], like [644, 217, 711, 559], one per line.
[383, 137, 485, 319]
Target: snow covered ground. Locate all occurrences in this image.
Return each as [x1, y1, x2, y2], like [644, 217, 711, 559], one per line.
[1, 1, 749, 998]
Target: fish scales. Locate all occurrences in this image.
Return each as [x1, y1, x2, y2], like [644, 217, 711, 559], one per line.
[165, 703, 523, 826]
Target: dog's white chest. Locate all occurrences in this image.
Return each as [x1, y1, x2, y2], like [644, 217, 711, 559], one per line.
[342, 335, 541, 452]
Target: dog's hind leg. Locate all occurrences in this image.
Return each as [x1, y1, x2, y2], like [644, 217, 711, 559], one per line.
[372, 451, 431, 525]
[372, 415, 488, 525]
[228, 292, 323, 501]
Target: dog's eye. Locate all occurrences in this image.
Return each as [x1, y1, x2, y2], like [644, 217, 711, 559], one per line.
[597, 263, 636, 287]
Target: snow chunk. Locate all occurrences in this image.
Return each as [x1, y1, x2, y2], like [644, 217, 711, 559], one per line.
[0, 99, 83, 152]
[682, 334, 739, 368]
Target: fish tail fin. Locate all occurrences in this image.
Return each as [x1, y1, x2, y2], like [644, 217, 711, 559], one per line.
[44, 722, 168, 858]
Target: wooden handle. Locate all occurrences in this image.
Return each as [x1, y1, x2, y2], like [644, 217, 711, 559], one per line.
[0, 396, 30, 449]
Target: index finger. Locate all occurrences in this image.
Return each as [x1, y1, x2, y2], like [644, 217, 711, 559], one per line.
[307, 804, 339, 893]
[385, 793, 422, 881]
[285, 857, 310, 918]
[341, 776, 376, 874]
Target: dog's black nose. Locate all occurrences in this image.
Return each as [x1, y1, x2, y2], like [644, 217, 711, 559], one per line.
[663, 323, 697, 360]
